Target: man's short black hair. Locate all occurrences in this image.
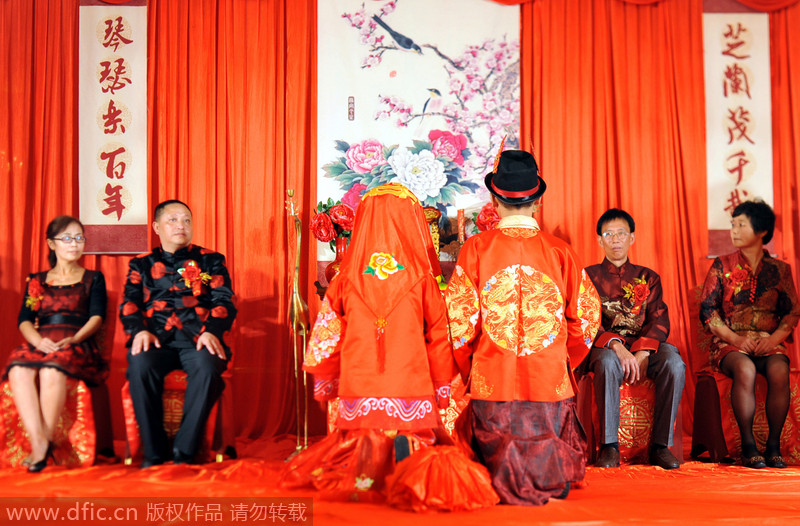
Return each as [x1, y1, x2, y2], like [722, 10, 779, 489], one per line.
[596, 208, 635, 236]
[153, 199, 192, 221]
[732, 200, 775, 244]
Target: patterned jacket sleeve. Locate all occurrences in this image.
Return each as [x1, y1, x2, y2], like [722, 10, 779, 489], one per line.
[699, 258, 725, 327]
[201, 253, 237, 339]
[120, 257, 148, 339]
[444, 238, 481, 383]
[776, 262, 800, 333]
[422, 274, 457, 409]
[303, 277, 346, 401]
[17, 273, 42, 326]
[631, 271, 670, 353]
[563, 249, 601, 368]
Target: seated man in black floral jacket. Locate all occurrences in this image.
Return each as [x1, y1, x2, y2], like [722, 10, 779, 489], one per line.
[120, 200, 236, 468]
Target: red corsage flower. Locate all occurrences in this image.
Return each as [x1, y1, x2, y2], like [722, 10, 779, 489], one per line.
[724, 264, 751, 296]
[623, 277, 650, 315]
[475, 203, 500, 232]
[25, 277, 45, 311]
[178, 260, 211, 296]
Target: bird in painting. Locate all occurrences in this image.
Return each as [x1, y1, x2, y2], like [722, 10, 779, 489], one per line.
[371, 15, 422, 54]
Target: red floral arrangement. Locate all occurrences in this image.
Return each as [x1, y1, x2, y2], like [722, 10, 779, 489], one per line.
[312, 199, 355, 250]
[474, 203, 500, 232]
[25, 276, 44, 311]
[623, 277, 650, 315]
[178, 260, 211, 296]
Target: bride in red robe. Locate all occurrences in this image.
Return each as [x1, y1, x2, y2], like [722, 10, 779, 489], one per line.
[280, 183, 497, 511]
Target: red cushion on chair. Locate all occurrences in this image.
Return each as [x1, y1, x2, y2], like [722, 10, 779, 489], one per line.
[0, 379, 96, 468]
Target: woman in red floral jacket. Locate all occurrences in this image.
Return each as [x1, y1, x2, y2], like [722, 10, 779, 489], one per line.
[3, 216, 107, 473]
[700, 201, 800, 469]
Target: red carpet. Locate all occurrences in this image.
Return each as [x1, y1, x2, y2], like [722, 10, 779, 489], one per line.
[1, 436, 799, 525]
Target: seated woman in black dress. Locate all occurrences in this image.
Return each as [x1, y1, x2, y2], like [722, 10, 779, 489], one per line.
[700, 201, 800, 469]
[3, 216, 107, 473]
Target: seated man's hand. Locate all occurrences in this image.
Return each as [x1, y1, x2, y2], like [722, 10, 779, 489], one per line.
[197, 332, 226, 360]
[131, 330, 161, 355]
[633, 351, 650, 385]
[612, 342, 640, 384]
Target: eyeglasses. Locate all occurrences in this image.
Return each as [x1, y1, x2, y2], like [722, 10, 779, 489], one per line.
[601, 231, 630, 241]
[52, 235, 87, 244]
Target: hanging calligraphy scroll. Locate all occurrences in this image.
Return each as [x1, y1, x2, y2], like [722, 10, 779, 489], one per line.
[703, 5, 773, 257]
[79, 0, 148, 254]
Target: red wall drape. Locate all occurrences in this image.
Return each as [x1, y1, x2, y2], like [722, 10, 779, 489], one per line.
[2, 0, 800, 444]
[0, 0, 322, 443]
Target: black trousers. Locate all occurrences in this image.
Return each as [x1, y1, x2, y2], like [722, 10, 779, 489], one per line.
[127, 345, 227, 461]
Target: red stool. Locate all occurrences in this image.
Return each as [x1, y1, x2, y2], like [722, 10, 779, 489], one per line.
[121, 368, 234, 464]
[577, 374, 682, 464]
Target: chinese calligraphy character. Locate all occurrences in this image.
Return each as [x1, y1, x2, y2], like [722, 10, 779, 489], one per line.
[204, 504, 221, 522]
[724, 187, 750, 214]
[726, 150, 750, 185]
[723, 64, 751, 99]
[268, 503, 288, 523]
[230, 504, 249, 521]
[722, 22, 750, 60]
[726, 106, 755, 145]
[248, 505, 268, 521]
[99, 58, 132, 94]
[146, 504, 166, 522]
[100, 146, 127, 179]
[102, 99, 125, 134]
[102, 183, 126, 220]
[102, 16, 133, 52]
[287, 503, 308, 522]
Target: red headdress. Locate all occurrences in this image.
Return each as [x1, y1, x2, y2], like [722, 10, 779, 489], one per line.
[335, 183, 441, 361]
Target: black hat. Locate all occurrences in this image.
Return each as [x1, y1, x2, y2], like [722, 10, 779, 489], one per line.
[485, 150, 546, 204]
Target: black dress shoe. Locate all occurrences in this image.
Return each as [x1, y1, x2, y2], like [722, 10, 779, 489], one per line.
[172, 449, 196, 465]
[649, 447, 680, 469]
[394, 435, 410, 463]
[552, 482, 571, 500]
[140, 457, 166, 469]
[595, 445, 620, 468]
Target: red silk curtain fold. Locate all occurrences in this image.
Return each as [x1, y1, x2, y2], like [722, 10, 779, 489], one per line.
[2, 0, 800, 445]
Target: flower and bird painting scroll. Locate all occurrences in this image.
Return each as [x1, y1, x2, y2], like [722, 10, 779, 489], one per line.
[317, 0, 521, 261]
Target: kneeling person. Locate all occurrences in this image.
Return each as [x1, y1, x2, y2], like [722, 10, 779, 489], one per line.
[445, 150, 601, 505]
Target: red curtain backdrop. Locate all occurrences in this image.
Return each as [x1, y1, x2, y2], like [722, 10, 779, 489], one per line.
[1, 0, 799, 445]
[0, 0, 321, 444]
